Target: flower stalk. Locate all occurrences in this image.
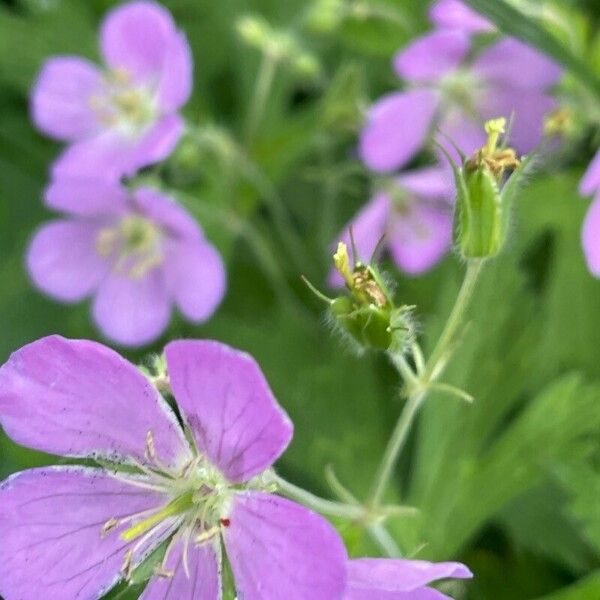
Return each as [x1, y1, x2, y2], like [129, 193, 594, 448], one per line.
[368, 259, 484, 510]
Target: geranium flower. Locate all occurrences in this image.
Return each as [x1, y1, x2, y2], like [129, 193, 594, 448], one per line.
[27, 178, 225, 346]
[580, 150, 600, 275]
[330, 165, 455, 285]
[31, 1, 192, 179]
[346, 558, 472, 599]
[0, 336, 348, 599]
[429, 0, 494, 33]
[359, 29, 561, 173]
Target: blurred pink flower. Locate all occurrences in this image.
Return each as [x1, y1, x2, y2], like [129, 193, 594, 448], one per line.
[330, 164, 455, 285]
[27, 178, 225, 346]
[359, 30, 562, 173]
[31, 1, 192, 179]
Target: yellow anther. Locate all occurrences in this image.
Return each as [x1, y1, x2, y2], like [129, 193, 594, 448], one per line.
[195, 526, 220, 545]
[153, 565, 175, 579]
[95, 228, 119, 258]
[121, 549, 134, 580]
[333, 242, 353, 288]
[101, 518, 119, 538]
[96, 216, 164, 279]
[145, 430, 157, 462]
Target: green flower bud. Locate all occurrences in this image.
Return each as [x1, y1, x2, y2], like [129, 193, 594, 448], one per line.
[452, 117, 523, 259]
[305, 0, 345, 33]
[236, 15, 272, 50]
[303, 242, 414, 353]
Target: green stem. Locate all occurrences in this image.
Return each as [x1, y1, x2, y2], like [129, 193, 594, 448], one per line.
[368, 260, 484, 508]
[423, 260, 483, 382]
[245, 50, 278, 145]
[274, 474, 364, 520]
[368, 390, 426, 508]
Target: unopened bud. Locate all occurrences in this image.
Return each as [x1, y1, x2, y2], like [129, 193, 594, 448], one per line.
[303, 243, 414, 353]
[453, 117, 524, 259]
[236, 15, 271, 49]
[305, 0, 344, 33]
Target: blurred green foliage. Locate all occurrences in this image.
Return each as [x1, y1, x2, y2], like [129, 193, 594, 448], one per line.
[1, 0, 600, 598]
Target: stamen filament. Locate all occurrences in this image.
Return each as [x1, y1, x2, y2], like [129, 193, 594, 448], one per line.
[121, 491, 195, 542]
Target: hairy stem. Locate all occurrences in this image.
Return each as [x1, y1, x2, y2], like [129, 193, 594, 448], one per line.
[368, 260, 483, 508]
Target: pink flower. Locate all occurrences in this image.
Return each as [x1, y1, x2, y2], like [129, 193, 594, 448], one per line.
[0, 336, 348, 600]
[330, 165, 455, 284]
[31, 1, 192, 179]
[27, 178, 225, 346]
[359, 30, 562, 173]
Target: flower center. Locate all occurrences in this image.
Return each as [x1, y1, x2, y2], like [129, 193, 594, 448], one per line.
[96, 215, 164, 279]
[101, 431, 235, 581]
[437, 68, 484, 119]
[89, 68, 157, 136]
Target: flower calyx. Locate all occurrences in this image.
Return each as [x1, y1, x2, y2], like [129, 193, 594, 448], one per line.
[451, 116, 532, 259]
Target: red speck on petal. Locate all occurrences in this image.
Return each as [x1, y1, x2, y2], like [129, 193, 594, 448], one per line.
[220, 518, 231, 527]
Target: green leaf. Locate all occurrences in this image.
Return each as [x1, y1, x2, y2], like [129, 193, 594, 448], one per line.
[554, 460, 600, 556]
[464, 0, 600, 101]
[534, 572, 600, 600]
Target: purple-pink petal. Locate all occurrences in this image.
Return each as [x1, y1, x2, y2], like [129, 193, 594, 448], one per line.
[582, 193, 600, 277]
[395, 165, 455, 201]
[438, 110, 487, 159]
[155, 31, 194, 112]
[329, 193, 390, 288]
[165, 340, 293, 483]
[359, 89, 439, 173]
[346, 558, 472, 599]
[92, 270, 172, 347]
[224, 492, 348, 600]
[27, 220, 109, 302]
[126, 113, 186, 173]
[580, 150, 600, 196]
[0, 336, 190, 465]
[140, 539, 221, 600]
[133, 186, 202, 239]
[52, 114, 185, 180]
[472, 38, 562, 90]
[477, 86, 556, 153]
[44, 176, 129, 217]
[0, 466, 169, 600]
[393, 30, 471, 83]
[163, 238, 226, 322]
[388, 201, 453, 275]
[100, 0, 179, 84]
[30, 56, 104, 141]
[429, 0, 494, 33]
